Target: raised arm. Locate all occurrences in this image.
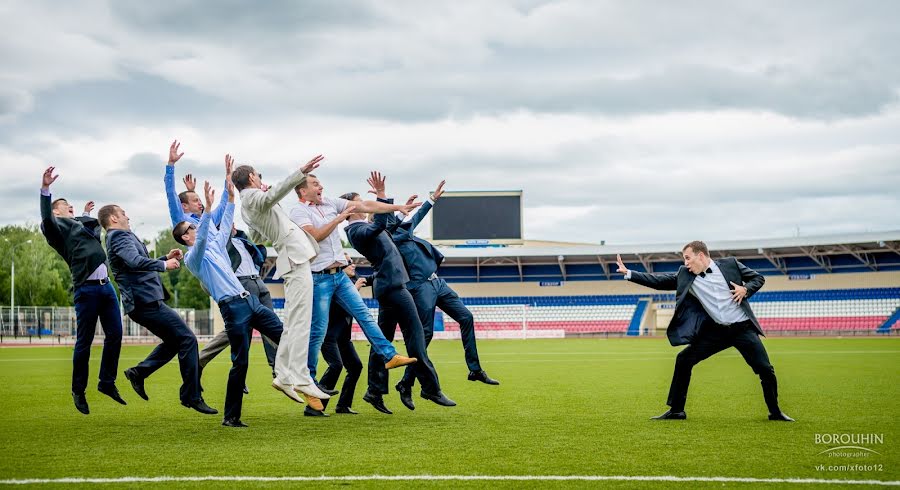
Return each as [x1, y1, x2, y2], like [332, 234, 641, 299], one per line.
[186, 183, 216, 271]
[209, 154, 233, 227]
[255, 155, 324, 210]
[215, 179, 237, 249]
[164, 140, 186, 226]
[406, 180, 444, 232]
[616, 254, 678, 290]
[108, 231, 167, 272]
[39, 167, 62, 243]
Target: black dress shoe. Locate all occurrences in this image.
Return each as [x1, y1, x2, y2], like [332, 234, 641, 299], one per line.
[222, 417, 248, 428]
[651, 409, 687, 420]
[243, 385, 249, 395]
[362, 391, 393, 414]
[316, 383, 339, 397]
[304, 406, 329, 417]
[395, 382, 415, 410]
[769, 412, 795, 422]
[72, 392, 89, 415]
[123, 368, 148, 401]
[98, 385, 127, 405]
[182, 398, 219, 415]
[422, 391, 457, 407]
[468, 370, 500, 386]
[335, 406, 358, 414]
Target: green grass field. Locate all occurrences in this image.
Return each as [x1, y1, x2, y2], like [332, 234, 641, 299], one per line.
[0, 338, 897, 488]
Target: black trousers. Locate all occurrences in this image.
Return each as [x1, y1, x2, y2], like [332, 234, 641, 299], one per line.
[239, 276, 278, 372]
[667, 319, 780, 414]
[400, 277, 481, 388]
[128, 301, 201, 404]
[367, 287, 441, 396]
[219, 294, 284, 421]
[72, 282, 122, 394]
[319, 301, 362, 408]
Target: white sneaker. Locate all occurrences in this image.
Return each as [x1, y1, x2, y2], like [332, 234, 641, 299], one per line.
[294, 383, 331, 400]
[272, 379, 304, 404]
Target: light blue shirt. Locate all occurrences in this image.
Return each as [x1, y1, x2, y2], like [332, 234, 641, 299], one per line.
[164, 164, 229, 235]
[184, 201, 245, 303]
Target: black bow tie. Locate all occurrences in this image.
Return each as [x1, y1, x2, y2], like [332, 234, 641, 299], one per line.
[698, 267, 713, 278]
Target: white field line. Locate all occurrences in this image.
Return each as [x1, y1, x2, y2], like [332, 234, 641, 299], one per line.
[0, 474, 898, 486]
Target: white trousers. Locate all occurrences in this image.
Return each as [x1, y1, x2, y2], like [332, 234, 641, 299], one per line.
[274, 260, 314, 387]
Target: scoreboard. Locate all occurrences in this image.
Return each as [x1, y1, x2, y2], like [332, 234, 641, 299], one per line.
[430, 191, 523, 245]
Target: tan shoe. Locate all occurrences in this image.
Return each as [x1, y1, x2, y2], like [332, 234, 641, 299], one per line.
[301, 394, 324, 411]
[385, 354, 418, 370]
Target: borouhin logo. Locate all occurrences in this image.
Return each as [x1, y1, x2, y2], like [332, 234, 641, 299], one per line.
[814, 433, 883, 457]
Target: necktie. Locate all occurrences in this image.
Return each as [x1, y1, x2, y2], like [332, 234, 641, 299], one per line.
[698, 267, 713, 278]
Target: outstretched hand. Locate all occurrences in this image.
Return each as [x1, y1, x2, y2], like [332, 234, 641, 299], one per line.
[405, 194, 418, 206]
[83, 201, 95, 215]
[399, 201, 422, 215]
[168, 140, 184, 165]
[367, 171, 387, 199]
[42, 166, 59, 189]
[203, 181, 215, 211]
[432, 180, 446, 200]
[615, 254, 630, 274]
[300, 155, 324, 174]
[183, 174, 196, 192]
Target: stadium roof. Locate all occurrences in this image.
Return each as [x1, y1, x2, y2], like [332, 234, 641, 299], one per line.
[265, 230, 900, 282]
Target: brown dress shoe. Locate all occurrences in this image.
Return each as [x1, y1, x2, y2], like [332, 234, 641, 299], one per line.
[301, 393, 325, 411]
[385, 355, 417, 370]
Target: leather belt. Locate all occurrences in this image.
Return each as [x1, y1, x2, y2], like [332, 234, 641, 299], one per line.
[312, 267, 342, 275]
[428, 272, 439, 281]
[237, 274, 260, 280]
[83, 278, 110, 286]
[219, 291, 251, 305]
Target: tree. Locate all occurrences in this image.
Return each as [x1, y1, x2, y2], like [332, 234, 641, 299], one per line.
[0, 225, 73, 307]
[150, 228, 211, 311]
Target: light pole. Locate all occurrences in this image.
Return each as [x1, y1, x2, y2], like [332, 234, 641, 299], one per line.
[6, 239, 33, 336]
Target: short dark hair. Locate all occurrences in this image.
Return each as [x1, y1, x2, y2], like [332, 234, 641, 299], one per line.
[231, 165, 255, 191]
[293, 173, 317, 197]
[178, 190, 196, 205]
[172, 221, 193, 246]
[682, 240, 709, 256]
[51, 198, 68, 210]
[338, 192, 359, 201]
[98, 205, 119, 229]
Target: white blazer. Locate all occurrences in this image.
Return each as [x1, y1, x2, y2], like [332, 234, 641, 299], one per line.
[240, 169, 320, 279]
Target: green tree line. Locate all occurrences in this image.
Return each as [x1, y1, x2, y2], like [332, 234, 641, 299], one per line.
[0, 224, 210, 311]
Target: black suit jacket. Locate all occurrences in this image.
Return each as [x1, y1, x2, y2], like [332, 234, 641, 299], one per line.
[105, 229, 167, 314]
[385, 200, 445, 287]
[40, 193, 108, 288]
[345, 212, 409, 299]
[226, 230, 267, 273]
[628, 257, 765, 346]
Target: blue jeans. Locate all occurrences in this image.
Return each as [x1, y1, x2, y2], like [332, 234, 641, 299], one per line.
[72, 282, 122, 394]
[309, 272, 397, 379]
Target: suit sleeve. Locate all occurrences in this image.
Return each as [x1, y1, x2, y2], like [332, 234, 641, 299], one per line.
[108, 232, 166, 272]
[254, 169, 307, 211]
[40, 192, 63, 246]
[628, 270, 678, 291]
[734, 258, 765, 298]
[164, 165, 186, 227]
[406, 200, 432, 233]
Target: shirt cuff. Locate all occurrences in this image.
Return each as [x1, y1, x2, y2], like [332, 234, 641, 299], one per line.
[40, 188, 50, 197]
[625, 270, 632, 280]
[428, 196, 436, 204]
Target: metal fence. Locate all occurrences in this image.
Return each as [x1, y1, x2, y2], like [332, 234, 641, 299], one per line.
[0, 306, 213, 343]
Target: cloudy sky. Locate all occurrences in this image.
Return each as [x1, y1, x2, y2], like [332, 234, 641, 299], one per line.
[2, 0, 899, 245]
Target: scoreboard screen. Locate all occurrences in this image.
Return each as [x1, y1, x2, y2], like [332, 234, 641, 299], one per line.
[431, 191, 522, 243]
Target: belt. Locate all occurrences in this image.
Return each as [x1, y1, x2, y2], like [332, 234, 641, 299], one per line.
[219, 291, 250, 305]
[428, 272, 439, 281]
[237, 274, 260, 281]
[83, 278, 110, 286]
[312, 267, 342, 275]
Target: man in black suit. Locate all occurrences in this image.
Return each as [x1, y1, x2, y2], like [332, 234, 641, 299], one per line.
[99, 204, 217, 415]
[342, 177, 455, 413]
[384, 180, 498, 410]
[616, 241, 793, 421]
[39, 167, 125, 415]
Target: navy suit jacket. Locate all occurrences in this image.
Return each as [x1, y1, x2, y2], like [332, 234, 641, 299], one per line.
[628, 257, 765, 346]
[345, 211, 409, 299]
[106, 229, 167, 314]
[226, 229, 267, 273]
[385, 200, 445, 287]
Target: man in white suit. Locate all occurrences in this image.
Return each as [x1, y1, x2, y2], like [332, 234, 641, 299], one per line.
[230, 156, 333, 410]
